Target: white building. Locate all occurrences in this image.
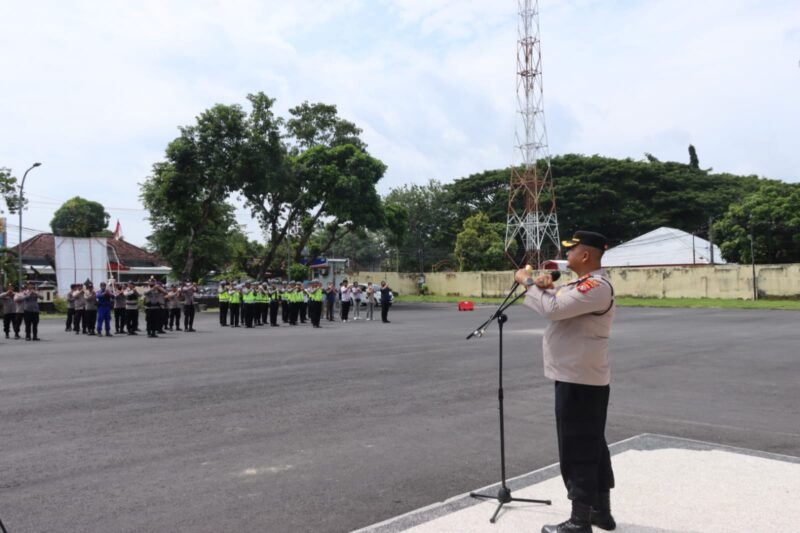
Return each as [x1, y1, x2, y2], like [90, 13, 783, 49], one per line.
[602, 227, 726, 267]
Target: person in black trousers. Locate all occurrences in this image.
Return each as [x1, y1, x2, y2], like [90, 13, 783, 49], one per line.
[1, 284, 19, 339]
[379, 281, 392, 323]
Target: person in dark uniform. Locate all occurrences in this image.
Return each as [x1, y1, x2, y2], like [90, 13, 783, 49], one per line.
[83, 282, 98, 335]
[268, 283, 280, 327]
[242, 281, 255, 328]
[166, 284, 182, 331]
[1, 283, 19, 339]
[72, 284, 85, 335]
[113, 283, 126, 333]
[228, 284, 241, 327]
[65, 284, 76, 331]
[515, 231, 616, 533]
[17, 282, 41, 341]
[325, 282, 336, 321]
[379, 281, 392, 323]
[280, 282, 290, 323]
[143, 279, 166, 338]
[218, 281, 229, 326]
[307, 280, 323, 328]
[182, 281, 197, 332]
[299, 282, 308, 324]
[124, 282, 140, 335]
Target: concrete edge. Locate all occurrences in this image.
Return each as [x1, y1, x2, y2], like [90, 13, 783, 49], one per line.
[351, 433, 800, 533]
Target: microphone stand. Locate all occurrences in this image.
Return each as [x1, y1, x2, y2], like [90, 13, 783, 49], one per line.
[467, 281, 551, 523]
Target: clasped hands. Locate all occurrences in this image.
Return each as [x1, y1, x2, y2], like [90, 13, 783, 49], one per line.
[514, 269, 554, 290]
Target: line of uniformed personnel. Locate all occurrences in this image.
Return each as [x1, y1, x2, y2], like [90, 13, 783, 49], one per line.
[63, 278, 198, 338]
[217, 279, 327, 329]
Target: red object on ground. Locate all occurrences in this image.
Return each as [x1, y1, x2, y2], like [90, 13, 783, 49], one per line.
[458, 300, 475, 311]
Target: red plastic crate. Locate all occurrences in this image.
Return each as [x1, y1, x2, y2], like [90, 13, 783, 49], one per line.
[458, 300, 475, 311]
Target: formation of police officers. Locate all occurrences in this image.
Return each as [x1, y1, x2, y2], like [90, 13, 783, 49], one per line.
[60, 279, 198, 339]
[1, 277, 393, 341]
[216, 279, 324, 329]
[1, 282, 43, 341]
[216, 279, 393, 329]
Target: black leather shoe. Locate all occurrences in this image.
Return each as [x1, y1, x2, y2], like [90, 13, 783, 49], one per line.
[592, 491, 616, 530]
[542, 501, 592, 533]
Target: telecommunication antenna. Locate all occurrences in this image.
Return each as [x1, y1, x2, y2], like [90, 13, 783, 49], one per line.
[505, 0, 560, 268]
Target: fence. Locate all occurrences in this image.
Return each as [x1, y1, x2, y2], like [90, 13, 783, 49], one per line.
[349, 264, 800, 300]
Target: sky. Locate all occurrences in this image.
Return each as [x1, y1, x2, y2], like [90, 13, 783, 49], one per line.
[1, 0, 799, 248]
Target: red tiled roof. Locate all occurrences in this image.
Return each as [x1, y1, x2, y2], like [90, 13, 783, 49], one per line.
[12, 233, 167, 267]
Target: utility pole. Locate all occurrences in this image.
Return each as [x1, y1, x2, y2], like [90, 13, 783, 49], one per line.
[692, 233, 696, 265]
[708, 216, 715, 264]
[749, 219, 757, 300]
[18, 162, 42, 286]
[505, 0, 560, 269]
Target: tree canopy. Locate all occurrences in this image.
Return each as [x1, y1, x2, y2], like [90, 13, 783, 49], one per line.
[50, 197, 110, 237]
[141, 93, 388, 280]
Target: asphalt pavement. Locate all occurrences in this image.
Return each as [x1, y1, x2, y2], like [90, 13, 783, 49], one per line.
[0, 303, 797, 532]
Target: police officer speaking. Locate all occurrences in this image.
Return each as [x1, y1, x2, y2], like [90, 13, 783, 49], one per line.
[514, 230, 616, 533]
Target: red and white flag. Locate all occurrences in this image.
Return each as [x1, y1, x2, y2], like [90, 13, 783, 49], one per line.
[113, 220, 122, 240]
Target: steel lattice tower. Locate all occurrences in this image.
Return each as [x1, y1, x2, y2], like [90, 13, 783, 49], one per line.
[505, 0, 560, 269]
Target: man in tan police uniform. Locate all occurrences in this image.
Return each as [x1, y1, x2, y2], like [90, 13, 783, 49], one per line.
[515, 230, 616, 533]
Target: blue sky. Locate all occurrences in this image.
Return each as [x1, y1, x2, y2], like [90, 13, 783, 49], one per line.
[1, 0, 798, 247]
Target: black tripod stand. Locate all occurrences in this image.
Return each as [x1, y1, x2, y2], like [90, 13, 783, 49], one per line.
[467, 282, 551, 523]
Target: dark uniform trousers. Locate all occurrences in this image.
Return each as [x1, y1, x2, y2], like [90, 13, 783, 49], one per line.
[5, 312, 21, 336]
[169, 307, 182, 330]
[243, 303, 254, 328]
[281, 300, 289, 323]
[554, 381, 615, 506]
[125, 309, 138, 334]
[114, 308, 125, 333]
[309, 301, 322, 327]
[184, 304, 195, 330]
[73, 309, 84, 333]
[269, 300, 279, 326]
[219, 301, 229, 326]
[229, 303, 240, 327]
[288, 302, 299, 325]
[24, 311, 40, 339]
[84, 310, 97, 333]
[66, 307, 74, 331]
[299, 302, 307, 323]
[145, 306, 159, 335]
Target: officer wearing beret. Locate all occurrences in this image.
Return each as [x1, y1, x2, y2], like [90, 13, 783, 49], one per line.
[515, 231, 616, 533]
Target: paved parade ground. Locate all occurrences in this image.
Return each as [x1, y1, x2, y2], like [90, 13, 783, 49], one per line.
[1, 304, 798, 532]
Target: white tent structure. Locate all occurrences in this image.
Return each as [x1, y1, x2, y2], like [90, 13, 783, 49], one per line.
[602, 227, 726, 268]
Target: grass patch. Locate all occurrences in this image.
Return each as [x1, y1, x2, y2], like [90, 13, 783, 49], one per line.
[398, 294, 800, 310]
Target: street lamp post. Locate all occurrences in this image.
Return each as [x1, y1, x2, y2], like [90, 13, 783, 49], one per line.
[18, 162, 42, 286]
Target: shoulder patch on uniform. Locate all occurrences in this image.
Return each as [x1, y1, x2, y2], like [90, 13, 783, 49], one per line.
[576, 278, 600, 294]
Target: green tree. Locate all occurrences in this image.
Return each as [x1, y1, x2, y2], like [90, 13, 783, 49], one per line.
[454, 212, 507, 271]
[384, 180, 456, 271]
[688, 144, 700, 169]
[714, 182, 800, 263]
[141, 102, 256, 279]
[287, 263, 309, 281]
[0, 167, 22, 214]
[50, 197, 110, 236]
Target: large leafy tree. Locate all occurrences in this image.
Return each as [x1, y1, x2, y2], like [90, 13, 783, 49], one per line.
[239, 99, 386, 276]
[454, 212, 507, 271]
[714, 182, 800, 263]
[50, 197, 110, 237]
[384, 180, 456, 271]
[142, 100, 268, 280]
[142, 93, 388, 280]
